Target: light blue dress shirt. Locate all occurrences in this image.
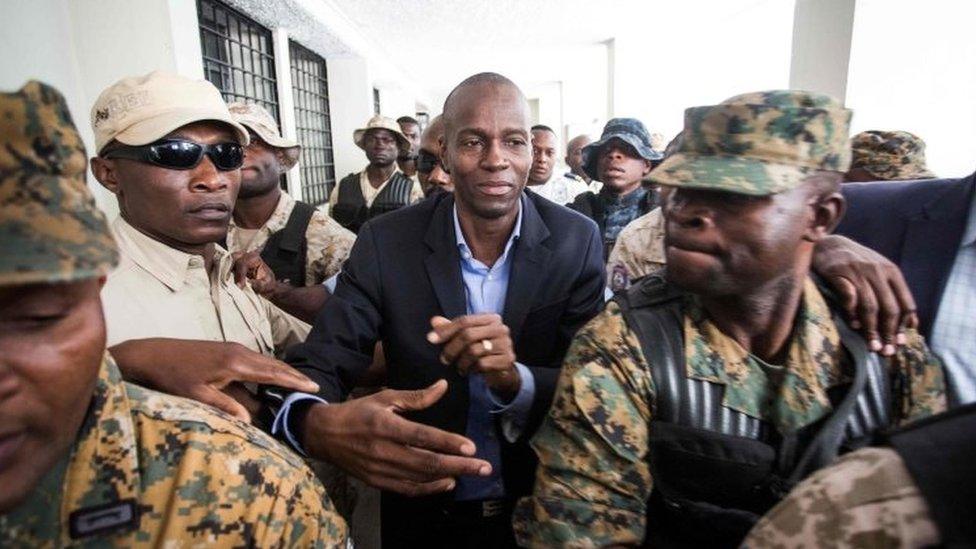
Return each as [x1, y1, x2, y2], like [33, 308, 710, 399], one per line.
[930, 194, 976, 405]
[452, 199, 536, 501]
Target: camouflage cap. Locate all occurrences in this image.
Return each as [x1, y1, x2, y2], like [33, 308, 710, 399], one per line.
[228, 101, 301, 169]
[850, 130, 935, 180]
[650, 90, 853, 196]
[0, 81, 118, 286]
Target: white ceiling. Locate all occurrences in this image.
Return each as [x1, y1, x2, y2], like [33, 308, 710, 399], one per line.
[326, 0, 774, 107]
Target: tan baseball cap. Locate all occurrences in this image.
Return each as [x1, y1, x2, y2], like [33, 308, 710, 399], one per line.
[90, 71, 249, 154]
[228, 101, 301, 169]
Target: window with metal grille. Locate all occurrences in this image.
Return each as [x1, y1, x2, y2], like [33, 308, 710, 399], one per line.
[197, 0, 280, 122]
[290, 41, 336, 206]
[373, 88, 381, 115]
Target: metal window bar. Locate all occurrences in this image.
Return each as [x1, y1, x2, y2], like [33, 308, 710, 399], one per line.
[197, 0, 280, 123]
[373, 88, 381, 115]
[289, 41, 337, 206]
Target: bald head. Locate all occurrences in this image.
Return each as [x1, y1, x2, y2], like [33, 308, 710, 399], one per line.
[421, 114, 445, 150]
[565, 134, 593, 180]
[442, 72, 530, 140]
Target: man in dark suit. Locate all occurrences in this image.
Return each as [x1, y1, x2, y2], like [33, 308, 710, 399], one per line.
[271, 72, 606, 548]
[828, 171, 976, 405]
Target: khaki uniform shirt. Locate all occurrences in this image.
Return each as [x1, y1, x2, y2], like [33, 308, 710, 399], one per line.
[513, 279, 946, 547]
[0, 355, 347, 547]
[606, 207, 666, 292]
[742, 446, 939, 548]
[327, 168, 424, 209]
[227, 193, 355, 285]
[102, 217, 309, 357]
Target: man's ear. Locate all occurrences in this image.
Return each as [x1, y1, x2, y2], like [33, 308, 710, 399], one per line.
[438, 135, 450, 174]
[89, 156, 121, 195]
[806, 191, 847, 242]
[642, 159, 653, 176]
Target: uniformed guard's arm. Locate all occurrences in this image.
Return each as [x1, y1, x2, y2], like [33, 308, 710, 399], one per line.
[514, 303, 655, 548]
[304, 213, 355, 286]
[522, 220, 607, 440]
[892, 330, 947, 423]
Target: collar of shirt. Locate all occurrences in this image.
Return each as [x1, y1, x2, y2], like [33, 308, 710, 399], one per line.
[227, 192, 296, 240]
[960, 193, 976, 248]
[683, 277, 849, 433]
[112, 217, 227, 292]
[452, 196, 524, 268]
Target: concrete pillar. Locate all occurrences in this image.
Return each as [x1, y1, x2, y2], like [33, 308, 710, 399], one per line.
[272, 27, 302, 201]
[789, 0, 856, 100]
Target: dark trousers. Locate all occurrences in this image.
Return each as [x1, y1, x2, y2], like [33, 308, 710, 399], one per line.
[380, 492, 518, 549]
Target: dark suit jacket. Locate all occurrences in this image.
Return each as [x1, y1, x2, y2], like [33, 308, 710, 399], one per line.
[836, 172, 975, 338]
[287, 191, 606, 499]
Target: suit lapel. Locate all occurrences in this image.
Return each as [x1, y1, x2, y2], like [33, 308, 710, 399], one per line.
[424, 195, 467, 319]
[503, 195, 552, 339]
[899, 174, 975, 335]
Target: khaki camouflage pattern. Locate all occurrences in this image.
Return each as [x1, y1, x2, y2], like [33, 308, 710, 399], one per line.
[0, 355, 348, 548]
[513, 279, 945, 547]
[850, 130, 936, 181]
[742, 447, 939, 548]
[227, 192, 355, 285]
[605, 207, 666, 292]
[651, 90, 853, 196]
[0, 81, 118, 286]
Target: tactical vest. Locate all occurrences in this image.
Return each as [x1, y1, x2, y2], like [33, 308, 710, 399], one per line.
[331, 171, 414, 233]
[571, 189, 656, 260]
[614, 276, 896, 548]
[260, 200, 315, 287]
[883, 402, 976, 547]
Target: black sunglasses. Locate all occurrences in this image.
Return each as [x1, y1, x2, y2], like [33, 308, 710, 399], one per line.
[103, 139, 244, 171]
[416, 149, 441, 174]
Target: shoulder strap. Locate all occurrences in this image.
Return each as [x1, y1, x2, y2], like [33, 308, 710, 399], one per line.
[277, 200, 315, 253]
[883, 403, 976, 546]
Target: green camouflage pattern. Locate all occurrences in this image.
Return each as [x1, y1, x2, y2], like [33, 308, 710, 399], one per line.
[651, 90, 853, 196]
[0, 355, 349, 548]
[742, 447, 940, 548]
[513, 279, 945, 547]
[0, 81, 118, 286]
[850, 130, 936, 181]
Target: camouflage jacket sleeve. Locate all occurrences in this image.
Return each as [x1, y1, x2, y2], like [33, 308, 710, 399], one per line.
[304, 211, 355, 285]
[742, 447, 939, 548]
[513, 302, 656, 547]
[892, 329, 946, 423]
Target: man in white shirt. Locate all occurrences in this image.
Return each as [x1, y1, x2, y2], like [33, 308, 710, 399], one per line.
[527, 125, 588, 205]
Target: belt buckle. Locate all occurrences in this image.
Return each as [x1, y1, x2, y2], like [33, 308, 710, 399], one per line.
[481, 499, 504, 518]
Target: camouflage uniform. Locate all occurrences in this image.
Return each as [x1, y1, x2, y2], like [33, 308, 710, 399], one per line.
[0, 356, 349, 548]
[850, 130, 936, 181]
[742, 447, 939, 548]
[605, 207, 666, 292]
[227, 191, 355, 285]
[513, 91, 947, 547]
[513, 290, 945, 547]
[0, 81, 348, 547]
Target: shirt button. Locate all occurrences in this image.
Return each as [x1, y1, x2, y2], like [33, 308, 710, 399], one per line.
[188, 257, 203, 268]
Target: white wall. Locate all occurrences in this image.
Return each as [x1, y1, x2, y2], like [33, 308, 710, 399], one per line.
[612, 0, 796, 143]
[327, 56, 373, 180]
[789, 0, 856, 99]
[846, 0, 976, 178]
[1, 0, 204, 218]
